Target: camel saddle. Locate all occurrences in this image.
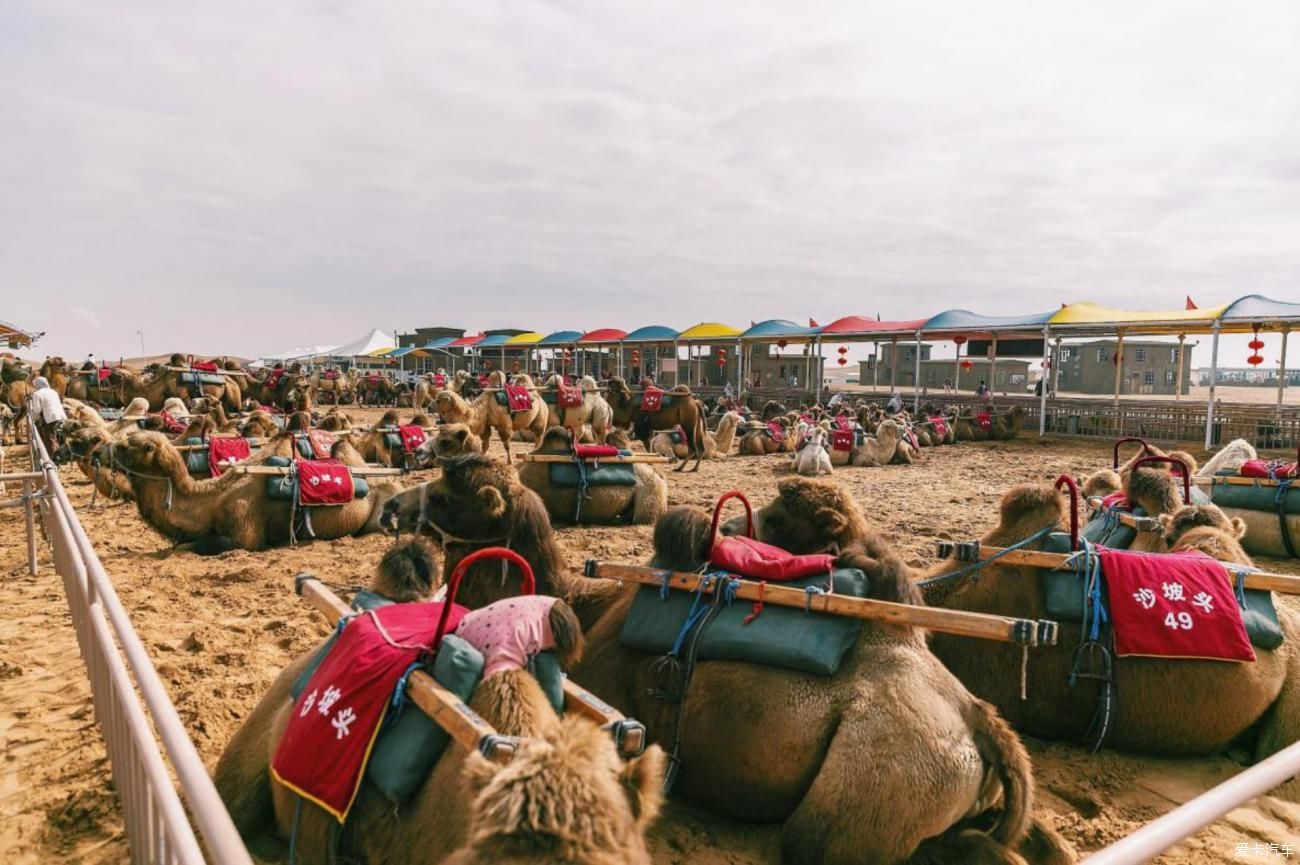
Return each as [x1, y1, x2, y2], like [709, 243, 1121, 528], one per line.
[322, 369, 339, 381]
[264, 456, 370, 501]
[620, 566, 870, 676]
[208, 437, 252, 477]
[272, 601, 470, 821]
[638, 386, 670, 412]
[830, 429, 854, 452]
[557, 384, 583, 409]
[496, 385, 534, 412]
[928, 416, 948, 439]
[666, 426, 687, 446]
[290, 591, 568, 806]
[398, 425, 426, 454]
[975, 412, 992, 432]
[1205, 470, 1298, 559]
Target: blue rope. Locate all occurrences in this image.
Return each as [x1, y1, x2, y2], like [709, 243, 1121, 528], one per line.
[1234, 568, 1249, 609]
[803, 585, 826, 614]
[669, 575, 716, 657]
[659, 569, 672, 601]
[573, 455, 589, 523]
[390, 661, 422, 711]
[918, 524, 1057, 588]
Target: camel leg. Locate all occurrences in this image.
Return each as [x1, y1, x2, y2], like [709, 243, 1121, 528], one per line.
[497, 423, 513, 463]
[1254, 635, 1300, 801]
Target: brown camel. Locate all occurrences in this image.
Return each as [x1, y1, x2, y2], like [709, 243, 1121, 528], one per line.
[517, 428, 667, 526]
[953, 406, 1025, 442]
[412, 422, 482, 468]
[737, 417, 796, 455]
[39, 357, 70, 396]
[61, 422, 136, 502]
[244, 365, 308, 411]
[106, 430, 396, 552]
[737, 479, 1300, 777]
[605, 377, 706, 472]
[377, 461, 1072, 864]
[433, 374, 547, 463]
[543, 374, 614, 443]
[651, 410, 740, 461]
[828, 418, 904, 467]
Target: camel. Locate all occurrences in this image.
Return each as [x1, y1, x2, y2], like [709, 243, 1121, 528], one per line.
[792, 424, 832, 475]
[307, 367, 354, 406]
[244, 365, 309, 411]
[39, 357, 70, 396]
[376, 461, 1072, 864]
[953, 406, 1025, 442]
[61, 397, 106, 428]
[736, 479, 1300, 777]
[737, 417, 797, 455]
[60, 422, 136, 502]
[827, 418, 904, 467]
[605, 377, 706, 472]
[0, 379, 31, 442]
[412, 423, 481, 468]
[1191, 439, 1300, 558]
[107, 366, 238, 413]
[517, 428, 667, 526]
[543, 374, 613, 443]
[651, 411, 740, 461]
[433, 374, 548, 464]
[106, 430, 397, 552]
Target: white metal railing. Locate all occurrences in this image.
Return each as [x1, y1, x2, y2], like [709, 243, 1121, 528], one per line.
[26, 418, 252, 864]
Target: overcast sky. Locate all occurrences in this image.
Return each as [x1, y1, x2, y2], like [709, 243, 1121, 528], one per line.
[4, 1, 1298, 364]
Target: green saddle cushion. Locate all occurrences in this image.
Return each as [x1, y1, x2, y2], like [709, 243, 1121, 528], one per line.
[383, 431, 403, 452]
[619, 568, 868, 676]
[1207, 479, 1300, 514]
[548, 462, 637, 488]
[1040, 526, 1282, 650]
[264, 455, 369, 501]
[183, 437, 210, 475]
[526, 650, 566, 714]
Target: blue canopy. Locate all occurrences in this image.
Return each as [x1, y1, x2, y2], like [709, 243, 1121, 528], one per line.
[476, 334, 513, 347]
[539, 330, 584, 346]
[740, 319, 820, 340]
[1219, 295, 1300, 329]
[921, 309, 1056, 335]
[421, 337, 456, 350]
[622, 325, 680, 343]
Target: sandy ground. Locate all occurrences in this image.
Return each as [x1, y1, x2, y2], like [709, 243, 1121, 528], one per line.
[3, 412, 1300, 864]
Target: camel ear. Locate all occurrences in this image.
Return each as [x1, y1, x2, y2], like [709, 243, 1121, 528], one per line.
[1232, 518, 1247, 539]
[619, 745, 665, 827]
[1158, 513, 1174, 531]
[477, 486, 507, 519]
[461, 750, 499, 795]
[815, 507, 849, 537]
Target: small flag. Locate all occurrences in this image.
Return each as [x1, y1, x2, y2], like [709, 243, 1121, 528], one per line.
[809, 318, 820, 327]
[1186, 296, 1197, 310]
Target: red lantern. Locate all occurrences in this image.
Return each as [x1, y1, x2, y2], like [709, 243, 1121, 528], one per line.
[961, 360, 974, 371]
[837, 346, 848, 355]
[777, 339, 788, 349]
[837, 357, 847, 366]
[717, 355, 727, 367]
[1248, 355, 1264, 366]
[630, 349, 641, 363]
[1250, 324, 1265, 355]
[953, 336, 967, 346]
[718, 348, 727, 357]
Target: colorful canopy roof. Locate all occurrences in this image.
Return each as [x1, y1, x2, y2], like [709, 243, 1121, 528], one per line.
[1048, 302, 1228, 333]
[384, 346, 429, 358]
[677, 322, 741, 341]
[421, 336, 456, 350]
[449, 333, 485, 348]
[578, 328, 630, 344]
[505, 332, 546, 345]
[539, 330, 584, 346]
[476, 334, 513, 347]
[818, 316, 929, 337]
[920, 309, 1056, 336]
[1219, 295, 1300, 332]
[622, 325, 679, 343]
[740, 319, 820, 340]
[0, 318, 36, 347]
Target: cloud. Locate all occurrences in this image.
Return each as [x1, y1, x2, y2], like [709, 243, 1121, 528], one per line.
[2, 0, 1298, 369]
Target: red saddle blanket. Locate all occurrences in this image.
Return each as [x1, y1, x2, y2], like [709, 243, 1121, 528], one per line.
[641, 386, 665, 412]
[432, 374, 447, 388]
[305, 429, 335, 459]
[505, 385, 533, 412]
[366, 374, 381, 385]
[1098, 547, 1254, 662]
[711, 536, 835, 582]
[928, 416, 948, 438]
[271, 602, 469, 822]
[1100, 491, 1130, 511]
[1241, 459, 1298, 480]
[574, 444, 620, 459]
[297, 459, 355, 506]
[831, 429, 854, 452]
[477, 374, 490, 387]
[557, 384, 584, 409]
[834, 416, 853, 431]
[192, 360, 219, 373]
[97, 366, 111, 383]
[322, 369, 339, 381]
[208, 437, 251, 477]
[398, 425, 427, 454]
[765, 420, 786, 441]
[901, 427, 919, 450]
[157, 411, 187, 435]
[975, 412, 992, 432]
[267, 368, 286, 388]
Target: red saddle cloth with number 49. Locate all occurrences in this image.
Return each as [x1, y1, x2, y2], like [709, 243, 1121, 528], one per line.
[711, 536, 835, 583]
[271, 602, 469, 822]
[398, 425, 427, 454]
[297, 459, 355, 507]
[505, 385, 534, 412]
[1098, 547, 1254, 662]
[641, 386, 665, 412]
[975, 412, 993, 432]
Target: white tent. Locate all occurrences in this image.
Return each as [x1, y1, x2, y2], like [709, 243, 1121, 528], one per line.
[328, 329, 394, 359]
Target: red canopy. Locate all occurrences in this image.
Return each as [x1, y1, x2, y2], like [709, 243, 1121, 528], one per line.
[448, 333, 485, 348]
[577, 328, 629, 344]
[817, 316, 927, 336]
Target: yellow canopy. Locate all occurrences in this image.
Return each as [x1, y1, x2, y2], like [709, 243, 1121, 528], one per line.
[1049, 302, 1228, 333]
[366, 346, 399, 356]
[676, 322, 741, 341]
[506, 332, 546, 345]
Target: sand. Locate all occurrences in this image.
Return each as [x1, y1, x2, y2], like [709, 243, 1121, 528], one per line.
[3, 414, 1300, 864]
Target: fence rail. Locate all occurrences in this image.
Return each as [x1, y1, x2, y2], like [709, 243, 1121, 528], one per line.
[25, 418, 252, 865]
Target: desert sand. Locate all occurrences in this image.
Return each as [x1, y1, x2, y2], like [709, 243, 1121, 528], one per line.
[3, 413, 1300, 864]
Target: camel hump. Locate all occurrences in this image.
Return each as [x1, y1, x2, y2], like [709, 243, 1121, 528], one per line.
[668, 385, 692, 396]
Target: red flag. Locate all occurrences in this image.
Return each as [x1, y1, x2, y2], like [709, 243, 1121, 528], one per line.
[809, 318, 819, 327]
[1186, 296, 1197, 310]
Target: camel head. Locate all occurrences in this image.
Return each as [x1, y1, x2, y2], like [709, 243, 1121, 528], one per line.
[604, 377, 632, 407]
[434, 389, 470, 422]
[1081, 469, 1122, 499]
[992, 484, 1067, 545]
[721, 478, 871, 554]
[1169, 524, 1253, 566]
[414, 423, 481, 468]
[379, 454, 568, 606]
[111, 431, 188, 480]
[447, 715, 665, 865]
[1159, 503, 1246, 550]
[1124, 462, 1185, 516]
[370, 538, 443, 603]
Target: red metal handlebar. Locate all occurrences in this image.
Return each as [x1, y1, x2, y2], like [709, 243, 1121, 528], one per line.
[1055, 474, 1080, 550]
[432, 547, 536, 652]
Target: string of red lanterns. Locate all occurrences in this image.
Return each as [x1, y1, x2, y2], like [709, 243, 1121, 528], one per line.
[1248, 324, 1265, 366]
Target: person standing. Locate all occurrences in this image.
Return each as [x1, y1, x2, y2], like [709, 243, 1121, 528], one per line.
[28, 376, 67, 457]
[887, 390, 902, 413]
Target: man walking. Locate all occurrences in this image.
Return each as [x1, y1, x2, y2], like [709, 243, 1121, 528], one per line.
[28, 376, 67, 457]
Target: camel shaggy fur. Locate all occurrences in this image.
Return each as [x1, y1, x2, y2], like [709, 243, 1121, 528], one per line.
[651, 411, 740, 461]
[433, 374, 548, 463]
[517, 428, 667, 526]
[546, 374, 614, 443]
[792, 424, 832, 475]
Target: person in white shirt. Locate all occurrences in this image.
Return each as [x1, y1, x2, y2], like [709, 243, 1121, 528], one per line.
[28, 376, 67, 457]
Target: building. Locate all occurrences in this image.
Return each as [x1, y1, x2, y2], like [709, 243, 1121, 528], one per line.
[744, 347, 825, 389]
[1054, 339, 1194, 395]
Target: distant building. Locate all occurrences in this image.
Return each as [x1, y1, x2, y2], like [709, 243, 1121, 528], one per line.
[1053, 339, 1194, 395]
[859, 343, 1028, 392]
[744, 348, 825, 389]
[1197, 368, 1300, 386]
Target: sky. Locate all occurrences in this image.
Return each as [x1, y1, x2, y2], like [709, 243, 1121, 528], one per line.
[3, 1, 1299, 365]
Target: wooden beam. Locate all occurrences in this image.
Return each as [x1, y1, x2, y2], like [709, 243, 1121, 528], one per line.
[939, 542, 1300, 595]
[1191, 476, 1293, 488]
[585, 561, 1059, 646]
[295, 577, 517, 764]
[163, 365, 248, 377]
[232, 465, 405, 477]
[1085, 497, 1162, 533]
[517, 453, 670, 465]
